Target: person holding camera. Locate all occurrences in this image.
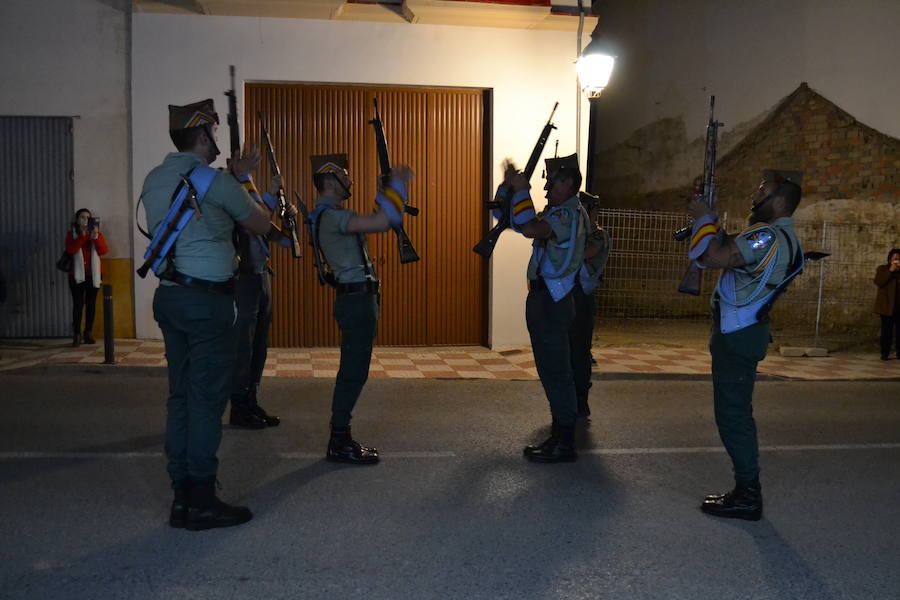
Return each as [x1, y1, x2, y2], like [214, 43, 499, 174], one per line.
[64, 208, 108, 346]
[873, 248, 900, 360]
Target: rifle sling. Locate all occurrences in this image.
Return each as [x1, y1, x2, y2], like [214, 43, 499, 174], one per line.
[310, 204, 377, 288]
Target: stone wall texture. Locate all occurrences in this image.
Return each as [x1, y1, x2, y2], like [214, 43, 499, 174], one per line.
[593, 83, 900, 348]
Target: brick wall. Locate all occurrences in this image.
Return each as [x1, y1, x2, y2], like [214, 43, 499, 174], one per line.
[598, 83, 900, 217]
[593, 83, 900, 346]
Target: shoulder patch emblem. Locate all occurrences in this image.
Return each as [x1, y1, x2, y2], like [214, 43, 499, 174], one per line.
[557, 210, 570, 225]
[747, 231, 773, 250]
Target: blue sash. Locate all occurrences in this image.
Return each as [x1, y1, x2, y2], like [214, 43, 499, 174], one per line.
[717, 228, 803, 334]
[143, 165, 218, 276]
[531, 204, 583, 302]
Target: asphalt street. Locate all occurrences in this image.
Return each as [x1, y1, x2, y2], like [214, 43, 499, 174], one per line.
[1, 367, 898, 599]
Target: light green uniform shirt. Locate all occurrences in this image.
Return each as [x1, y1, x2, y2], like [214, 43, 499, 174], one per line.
[141, 152, 254, 282]
[315, 197, 375, 284]
[527, 195, 587, 281]
[728, 217, 799, 303]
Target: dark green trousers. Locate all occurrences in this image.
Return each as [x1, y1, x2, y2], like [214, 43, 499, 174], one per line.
[231, 272, 272, 409]
[526, 287, 577, 427]
[569, 286, 595, 403]
[331, 292, 380, 429]
[153, 285, 236, 482]
[709, 318, 770, 487]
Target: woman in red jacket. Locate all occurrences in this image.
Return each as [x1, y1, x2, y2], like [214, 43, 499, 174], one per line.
[65, 208, 108, 346]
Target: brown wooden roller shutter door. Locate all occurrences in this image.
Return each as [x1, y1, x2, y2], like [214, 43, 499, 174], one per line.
[244, 83, 488, 347]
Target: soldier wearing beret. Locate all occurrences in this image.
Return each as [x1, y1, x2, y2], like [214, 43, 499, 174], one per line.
[687, 170, 805, 520]
[501, 153, 588, 462]
[140, 99, 272, 530]
[307, 153, 414, 464]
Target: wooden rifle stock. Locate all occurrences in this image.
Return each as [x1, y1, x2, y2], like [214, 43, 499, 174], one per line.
[473, 102, 558, 259]
[257, 111, 302, 259]
[370, 98, 419, 264]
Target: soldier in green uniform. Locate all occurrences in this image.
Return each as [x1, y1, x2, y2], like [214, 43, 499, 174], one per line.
[501, 154, 587, 462]
[307, 154, 414, 464]
[687, 170, 804, 520]
[141, 99, 272, 530]
[229, 178, 297, 430]
[570, 189, 611, 420]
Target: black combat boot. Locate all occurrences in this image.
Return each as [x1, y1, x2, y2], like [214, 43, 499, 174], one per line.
[229, 404, 267, 430]
[523, 423, 577, 463]
[701, 481, 763, 521]
[251, 405, 280, 427]
[82, 330, 96, 345]
[247, 388, 280, 427]
[326, 427, 379, 464]
[169, 479, 190, 528]
[577, 396, 591, 419]
[185, 478, 253, 531]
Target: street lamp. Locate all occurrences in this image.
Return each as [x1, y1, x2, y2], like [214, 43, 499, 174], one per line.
[576, 38, 615, 194]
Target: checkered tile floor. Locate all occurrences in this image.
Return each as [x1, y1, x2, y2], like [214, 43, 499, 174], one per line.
[4, 339, 900, 381]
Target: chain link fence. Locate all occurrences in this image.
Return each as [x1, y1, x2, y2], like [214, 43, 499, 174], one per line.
[594, 209, 896, 351]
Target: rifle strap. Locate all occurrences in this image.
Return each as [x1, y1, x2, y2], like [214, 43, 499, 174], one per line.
[308, 204, 337, 288]
[309, 204, 377, 288]
[136, 193, 151, 241]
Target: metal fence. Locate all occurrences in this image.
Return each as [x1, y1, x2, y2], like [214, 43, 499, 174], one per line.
[594, 209, 897, 350]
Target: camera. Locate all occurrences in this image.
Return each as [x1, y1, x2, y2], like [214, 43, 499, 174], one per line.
[87, 217, 99, 231]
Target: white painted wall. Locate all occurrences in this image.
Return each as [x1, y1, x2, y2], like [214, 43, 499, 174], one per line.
[132, 14, 592, 347]
[596, 0, 900, 166]
[0, 0, 130, 258]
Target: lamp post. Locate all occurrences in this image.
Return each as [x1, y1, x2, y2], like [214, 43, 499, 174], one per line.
[576, 40, 615, 195]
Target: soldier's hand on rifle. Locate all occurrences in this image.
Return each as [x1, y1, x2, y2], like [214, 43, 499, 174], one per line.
[269, 174, 283, 195]
[375, 164, 413, 228]
[509, 171, 530, 192]
[501, 160, 529, 192]
[229, 143, 261, 178]
[688, 198, 717, 221]
[388, 164, 415, 187]
[283, 203, 298, 219]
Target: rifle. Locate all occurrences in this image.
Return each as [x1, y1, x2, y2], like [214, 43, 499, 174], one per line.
[369, 98, 420, 264]
[473, 102, 558, 258]
[676, 96, 723, 295]
[225, 65, 241, 158]
[258, 111, 302, 259]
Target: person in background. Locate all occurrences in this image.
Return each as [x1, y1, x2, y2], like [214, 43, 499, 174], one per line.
[569, 188, 611, 420]
[65, 208, 108, 347]
[228, 174, 296, 430]
[873, 248, 900, 360]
